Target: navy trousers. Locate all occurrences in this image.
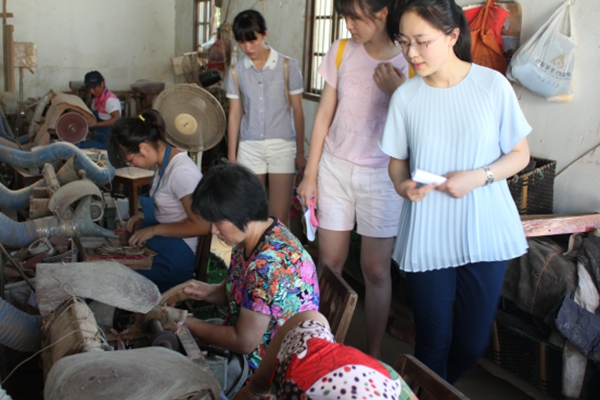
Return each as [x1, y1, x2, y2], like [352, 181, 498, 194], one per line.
[406, 260, 507, 383]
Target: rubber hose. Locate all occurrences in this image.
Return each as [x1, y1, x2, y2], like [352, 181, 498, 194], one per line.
[0, 195, 116, 247]
[0, 180, 48, 210]
[0, 142, 115, 185]
[0, 298, 42, 353]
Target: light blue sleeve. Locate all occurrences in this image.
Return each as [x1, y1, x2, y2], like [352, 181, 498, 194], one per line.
[494, 74, 532, 154]
[379, 90, 409, 160]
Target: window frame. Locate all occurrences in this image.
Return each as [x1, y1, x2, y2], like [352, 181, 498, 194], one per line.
[194, 0, 218, 51]
[302, 0, 350, 102]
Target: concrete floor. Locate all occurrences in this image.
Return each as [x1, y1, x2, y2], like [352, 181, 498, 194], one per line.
[342, 278, 537, 400]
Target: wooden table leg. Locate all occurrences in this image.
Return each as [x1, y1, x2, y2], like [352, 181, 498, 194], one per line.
[112, 174, 152, 219]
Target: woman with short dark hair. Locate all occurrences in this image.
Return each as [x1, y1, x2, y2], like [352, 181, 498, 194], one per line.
[184, 163, 319, 389]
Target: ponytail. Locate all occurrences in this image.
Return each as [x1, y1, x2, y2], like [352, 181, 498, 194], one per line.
[107, 109, 167, 168]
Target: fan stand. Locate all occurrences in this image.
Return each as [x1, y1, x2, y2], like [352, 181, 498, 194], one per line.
[189, 151, 203, 170]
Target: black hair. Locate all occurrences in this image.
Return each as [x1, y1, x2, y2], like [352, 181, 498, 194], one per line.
[191, 163, 269, 231]
[391, 0, 472, 62]
[232, 9, 267, 43]
[107, 109, 167, 168]
[335, 0, 393, 21]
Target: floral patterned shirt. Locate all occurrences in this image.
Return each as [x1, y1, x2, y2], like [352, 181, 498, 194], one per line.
[224, 219, 320, 374]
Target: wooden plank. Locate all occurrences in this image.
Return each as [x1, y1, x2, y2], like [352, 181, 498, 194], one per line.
[521, 214, 600, 237]
[3, 24, 15, 92]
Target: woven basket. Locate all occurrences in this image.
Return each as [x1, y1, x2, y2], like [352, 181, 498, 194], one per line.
[485, 310, 563, 398]
[508, 157, 556, 215]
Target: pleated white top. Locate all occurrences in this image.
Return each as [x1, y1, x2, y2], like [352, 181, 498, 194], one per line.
[379, 64, 531, 272]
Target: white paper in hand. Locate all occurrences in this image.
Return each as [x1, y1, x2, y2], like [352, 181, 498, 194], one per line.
[298, 196, 319, 242]
[304, 208, 318, 241]
[412, 169, 447, 185]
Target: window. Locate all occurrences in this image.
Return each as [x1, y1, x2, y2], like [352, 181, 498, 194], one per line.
[195, 0, 221, 50]
[303, 0, 351, 100]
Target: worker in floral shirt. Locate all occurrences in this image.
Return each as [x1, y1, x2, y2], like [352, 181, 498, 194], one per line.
[183, 163, 319, 396]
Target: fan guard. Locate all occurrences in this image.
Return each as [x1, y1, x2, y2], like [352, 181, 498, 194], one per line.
[152, 84, 226, 152]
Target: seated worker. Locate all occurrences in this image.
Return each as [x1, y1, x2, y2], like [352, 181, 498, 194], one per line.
[182, 163, 320, 392]
[233, 310, 418, 400]
[107, 109, 210, 292]
[80, 70, 121, 149]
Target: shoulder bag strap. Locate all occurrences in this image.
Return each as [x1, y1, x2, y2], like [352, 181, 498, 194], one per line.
[336, 38, 348, 70]
[283, 56, 291, 109]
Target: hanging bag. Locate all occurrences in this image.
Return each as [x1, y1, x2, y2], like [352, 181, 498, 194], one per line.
[507, 0, 576, 102]
[470, 0, 508, 74]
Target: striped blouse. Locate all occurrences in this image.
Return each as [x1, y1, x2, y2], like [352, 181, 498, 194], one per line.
[379, 64, 531, 272]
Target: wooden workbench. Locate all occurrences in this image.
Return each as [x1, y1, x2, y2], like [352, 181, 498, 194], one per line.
[112, 167, 155, 218]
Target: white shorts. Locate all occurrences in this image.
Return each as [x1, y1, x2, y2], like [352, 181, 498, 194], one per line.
[238, 139, 296, 175]
[317, 151, 403, 238]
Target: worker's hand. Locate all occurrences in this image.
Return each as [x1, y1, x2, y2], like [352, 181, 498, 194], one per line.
[126, 215, 143, 233]
[182, 280, 212, 302]
[128, 226, 155, 248]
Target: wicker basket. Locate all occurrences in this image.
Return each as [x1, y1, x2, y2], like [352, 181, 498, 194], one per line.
[485, 310, 563, 398]
[508, 157, 557, 215]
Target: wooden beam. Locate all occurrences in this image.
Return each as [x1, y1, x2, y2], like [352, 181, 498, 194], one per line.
[521, 214, 600, 237]
[2, 0, 7, 25]
[3, 24, 15, 92]
[0, 13, 13, 18]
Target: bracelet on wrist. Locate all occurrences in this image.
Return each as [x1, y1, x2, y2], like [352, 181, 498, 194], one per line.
[483, 166, 494, 185]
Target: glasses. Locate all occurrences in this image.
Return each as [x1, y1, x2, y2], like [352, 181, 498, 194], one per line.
[394, 32, 446, 53]
[124, 153, 138, 167]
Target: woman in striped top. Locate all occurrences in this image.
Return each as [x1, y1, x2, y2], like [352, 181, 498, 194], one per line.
[380, 0, 531, 383]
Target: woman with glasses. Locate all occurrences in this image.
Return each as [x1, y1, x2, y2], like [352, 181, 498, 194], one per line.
[107, 109, 210, 292]
[380, 0, 531, 383]
[297, 0, 408, 360]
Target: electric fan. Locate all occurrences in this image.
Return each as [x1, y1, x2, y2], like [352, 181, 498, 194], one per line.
[152, 84, 226, 160]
